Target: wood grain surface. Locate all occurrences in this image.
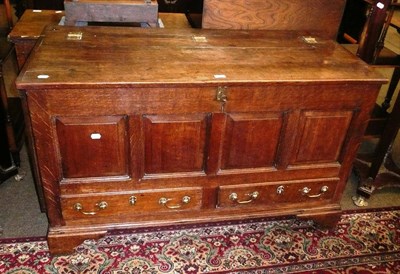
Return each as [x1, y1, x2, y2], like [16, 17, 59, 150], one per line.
[202, 0, 346, 39]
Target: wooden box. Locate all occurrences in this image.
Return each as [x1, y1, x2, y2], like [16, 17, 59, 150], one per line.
[16, 26, 385, 254]
[64, 0, 159, 27]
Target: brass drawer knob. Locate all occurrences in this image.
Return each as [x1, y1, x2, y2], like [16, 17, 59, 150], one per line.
[276, 185, 285, 195]
[159, 195, 191, 209]
[301, 186, 329, 198]
[129, 196, 137, 206]
[229, 191, 259, 204]
[73, 201, 108, 215]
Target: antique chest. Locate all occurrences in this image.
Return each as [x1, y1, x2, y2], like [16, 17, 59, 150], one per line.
[8, 9, 65, 69]
[16, 26, 385, 254]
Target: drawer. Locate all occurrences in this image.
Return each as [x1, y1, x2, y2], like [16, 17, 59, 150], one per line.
[218, 179, 337, 208]
[61, 187, 203, 220]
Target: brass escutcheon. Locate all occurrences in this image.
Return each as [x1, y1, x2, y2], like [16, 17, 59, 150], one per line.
[216, 86, 227, 103]
[216, 86, 228, 112]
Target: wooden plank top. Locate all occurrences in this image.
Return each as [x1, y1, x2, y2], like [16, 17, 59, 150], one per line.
[16, 26, 386, 89]
[8, 10, 64, 41]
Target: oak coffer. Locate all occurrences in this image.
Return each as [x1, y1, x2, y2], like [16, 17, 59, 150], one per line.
[16, 26, 386, 254]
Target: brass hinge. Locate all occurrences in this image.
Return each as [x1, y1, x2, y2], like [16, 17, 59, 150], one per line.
[67, 32, 83, 41]
[302, 36, 318, 44]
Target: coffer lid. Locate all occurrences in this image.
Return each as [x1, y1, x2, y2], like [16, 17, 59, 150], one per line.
[8, 10, 64, 41]
[16, 26, 387, 89]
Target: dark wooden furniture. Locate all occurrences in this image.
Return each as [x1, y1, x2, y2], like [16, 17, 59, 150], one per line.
[16, 26, 385, 254]
[202, 0, 346, 39]
[0, 38, 24, 183]
[338, 0, 400, 206]
[339, 0, 399, 127]
[353, 94, 400, 206]
[357, 1, 400, 140]
[3, 0, 13, 32]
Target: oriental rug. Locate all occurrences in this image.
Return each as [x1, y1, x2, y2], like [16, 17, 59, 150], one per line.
[1, 209, 400, 273]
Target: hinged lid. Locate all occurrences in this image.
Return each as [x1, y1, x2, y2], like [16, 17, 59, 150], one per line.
[16, 26, 386, 89]
[8, 10, 64, 41]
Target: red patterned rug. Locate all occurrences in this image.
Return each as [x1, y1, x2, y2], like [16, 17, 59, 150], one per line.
[1, 209, 400, 273]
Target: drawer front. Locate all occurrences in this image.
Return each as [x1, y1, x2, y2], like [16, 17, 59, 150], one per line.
[218, 179, 337, 208]
[61, 187, 203, 220]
